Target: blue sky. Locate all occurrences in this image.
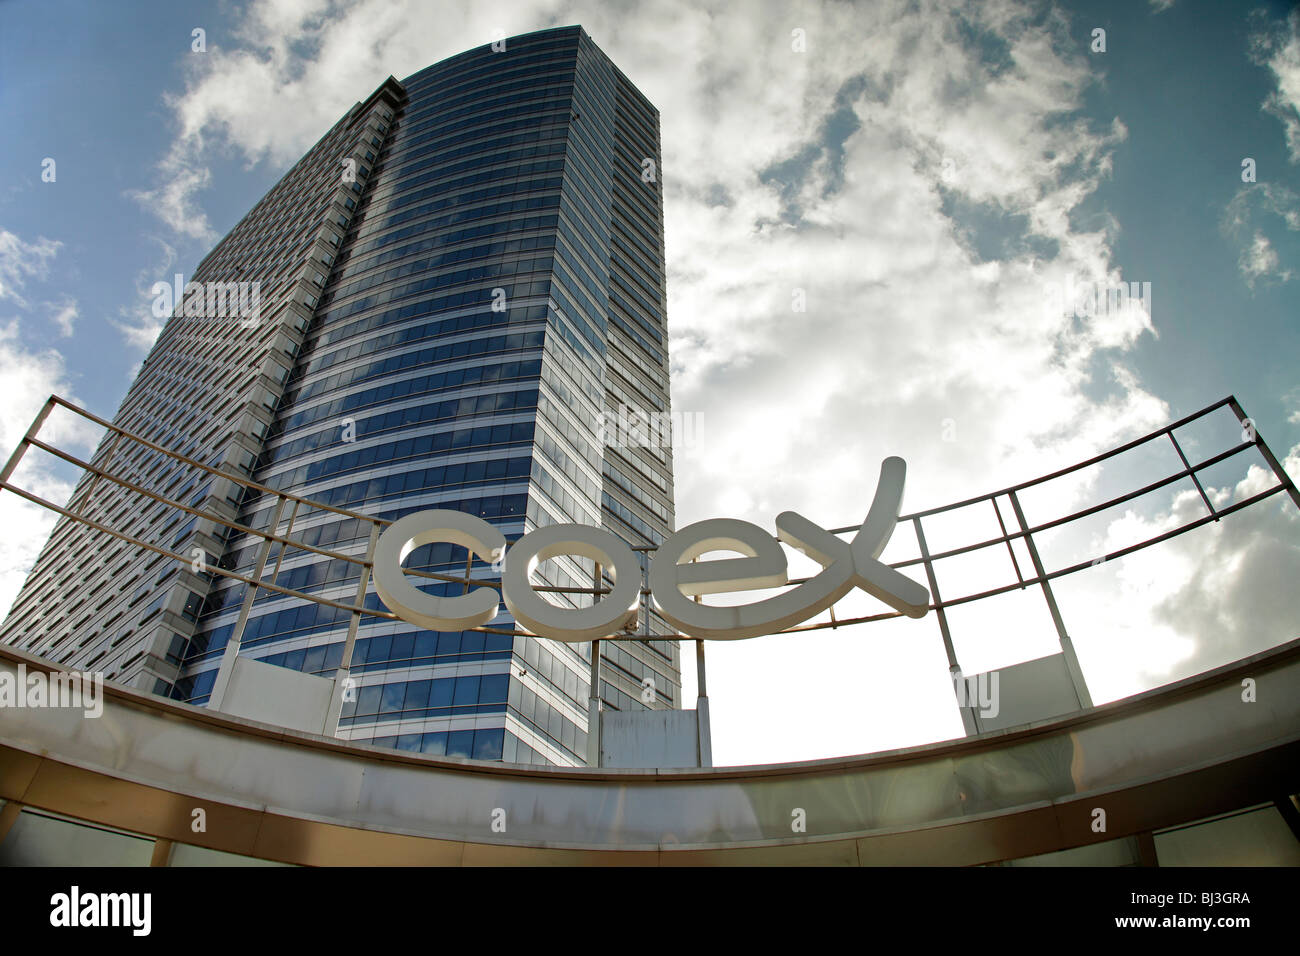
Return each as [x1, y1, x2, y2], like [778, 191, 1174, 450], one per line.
[2, 0, 1298, 765]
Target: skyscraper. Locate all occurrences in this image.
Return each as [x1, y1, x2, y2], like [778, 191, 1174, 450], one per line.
[1, 25, 680, 767]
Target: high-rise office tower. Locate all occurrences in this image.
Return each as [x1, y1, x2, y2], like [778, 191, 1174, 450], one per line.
[1, 25, 680, 766]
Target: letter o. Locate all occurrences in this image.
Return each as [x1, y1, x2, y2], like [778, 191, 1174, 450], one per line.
[372, 510, 505, 630]
[502, 524, 640, 642]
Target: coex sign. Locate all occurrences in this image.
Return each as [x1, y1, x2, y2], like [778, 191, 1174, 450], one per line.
[372, 457, 930, 643]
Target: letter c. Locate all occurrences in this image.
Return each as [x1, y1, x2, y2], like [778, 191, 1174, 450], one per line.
[372, 510, 505, 630]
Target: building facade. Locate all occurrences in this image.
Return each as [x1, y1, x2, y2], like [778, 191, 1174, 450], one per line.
[0, 25, 681, 766]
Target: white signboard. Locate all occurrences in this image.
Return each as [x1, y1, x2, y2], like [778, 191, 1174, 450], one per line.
[372, 457, 930, 643]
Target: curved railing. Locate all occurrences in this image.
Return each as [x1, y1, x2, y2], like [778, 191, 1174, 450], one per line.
[2, 394, 1297, 731]
[2, 394, 1295, 645]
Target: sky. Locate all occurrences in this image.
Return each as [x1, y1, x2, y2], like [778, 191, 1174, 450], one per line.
[1, 0, 1298, 767]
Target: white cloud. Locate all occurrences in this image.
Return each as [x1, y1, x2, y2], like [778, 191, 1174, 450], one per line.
[113, 314, 165, 353]
[0, 228, 61, 309]
[131, 0, 566, 238]
[1239, 230, 1292, 287]
[48, 298, 77, 338]
[1253, 10, 1300, 162]
[1078, 448, 1300, 695]
[0, 227, 78, 337]
[126, 160, 215, 243]
[0, 230, 101, 617]
[1221, 183, 1298, 288]
[0, 320, 99, 618]
[111, 237, 176, 353]
[1149, 0, 1176, 13]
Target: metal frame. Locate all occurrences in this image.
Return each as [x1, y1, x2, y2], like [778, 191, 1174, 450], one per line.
[2, 394, 1297, 697]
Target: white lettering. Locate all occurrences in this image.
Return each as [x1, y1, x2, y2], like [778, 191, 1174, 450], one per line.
[370, 458, 930, 642]
[50, 886, 150, 936]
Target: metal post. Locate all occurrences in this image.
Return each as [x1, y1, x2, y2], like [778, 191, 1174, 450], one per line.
[991, 496, 1026, 587]
[1167, 431, 1217, 520]
[68, 429, 120, 522]
[914, 515, 980, 735]
[209, 495, 286, 710]
[1228, 397, 1300, 511]
[149, 838, 174, 867]
[0, 800, 22, 847]
[586, 561, 603, 767]
[1008, 490, 1093, 709]
[339, 522, 380, 672]
[688, 564, 714, 765]
[267, 497, 301, 583]
[331, 520, 381, 736]
[640, 550, 651, 639]
[0, 397, 55, 486]
[694, 638, 712, 766]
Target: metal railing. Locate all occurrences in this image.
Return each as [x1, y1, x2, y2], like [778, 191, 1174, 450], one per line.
[1, 394, 1297, 692]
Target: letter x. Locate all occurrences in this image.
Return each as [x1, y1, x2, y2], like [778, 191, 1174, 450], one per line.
[774, 457, 930, 618]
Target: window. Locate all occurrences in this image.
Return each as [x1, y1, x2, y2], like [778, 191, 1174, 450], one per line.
[165, 633, 188, 664]
[446, 730, 473, 758]
[138, 593, 168, 625]
[180, 592, 202, 623]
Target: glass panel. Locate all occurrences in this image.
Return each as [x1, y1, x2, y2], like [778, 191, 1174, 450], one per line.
[0, 809, 154, 866]
[169, 843, 295, 866]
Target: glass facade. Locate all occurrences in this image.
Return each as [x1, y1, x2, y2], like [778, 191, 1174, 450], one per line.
[1, 26, 680, 767]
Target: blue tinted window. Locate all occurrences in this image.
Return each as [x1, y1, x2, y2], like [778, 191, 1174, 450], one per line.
[480, 673, 508, 704]
[452, 675, 480, 705]
[447, 730, 474, 758]
[473, 728, 504, 760]
[430, 678, 453, 707]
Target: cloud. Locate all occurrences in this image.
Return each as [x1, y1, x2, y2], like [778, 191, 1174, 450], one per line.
[0, 228, 61, 309]
[1089, 445, 1300, 690]
[1149, 0, 1176, 13]
[1221, 182, 1299, 287]
[0, 225, 105, 616]
[126, 160, 215, 243]
[1239, 231, 1292, 287]
[113, 313, 165, 353]
[111, 236, 176, 354]
[130, 0, 563, 239]
[0, 320, 100, 618]
[1251, 8, 1300, 162]
[0, 228, 81, 338]
[653, 0, 1157, 532]
[48, 298, 77, 338]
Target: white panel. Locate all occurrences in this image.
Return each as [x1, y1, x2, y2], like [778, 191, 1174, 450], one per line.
[600, 710, 701, 768]
[219, 656, 336, 735]
[967, 652, 1081, 732]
